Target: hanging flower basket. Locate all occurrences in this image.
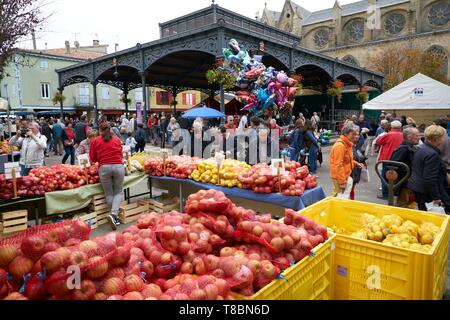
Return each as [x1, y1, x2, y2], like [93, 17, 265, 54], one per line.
[327, 80, 344, 103]
[206, 68, 236, 90]
[52, 91, 66, 106]
[120, 96, 132, 104]
[356, 86, 369, 103]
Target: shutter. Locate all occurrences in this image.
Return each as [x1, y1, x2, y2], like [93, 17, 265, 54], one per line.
[192, 94, 196, 106]
[156, 92, 161, 105]
[182, 93, 186, 105]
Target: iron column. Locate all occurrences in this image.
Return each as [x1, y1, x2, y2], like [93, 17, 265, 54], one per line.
[92, 81, 98, 127]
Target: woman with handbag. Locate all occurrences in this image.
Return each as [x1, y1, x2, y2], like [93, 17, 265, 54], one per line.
[61, 121, 76, 165]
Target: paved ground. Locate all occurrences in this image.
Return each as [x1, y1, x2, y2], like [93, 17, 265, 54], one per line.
[44, 143, 449, 299]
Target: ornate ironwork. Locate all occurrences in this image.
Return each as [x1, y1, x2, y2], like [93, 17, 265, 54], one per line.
[428, 1, 450, 27]
[384, 12, 406, 35]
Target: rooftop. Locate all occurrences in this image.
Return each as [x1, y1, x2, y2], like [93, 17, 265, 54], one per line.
[263, 0, 410, 26]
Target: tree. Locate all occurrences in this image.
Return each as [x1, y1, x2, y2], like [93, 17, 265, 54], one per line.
[0, 0, 45, 82]
[369, 45, 449, 91]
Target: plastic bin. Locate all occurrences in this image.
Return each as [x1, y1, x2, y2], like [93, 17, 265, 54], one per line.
[299, 197, 450, 300]
[232, 233, 336, 300]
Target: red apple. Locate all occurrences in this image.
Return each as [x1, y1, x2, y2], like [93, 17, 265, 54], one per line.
[79, 240, 99, 258]
[110, 246, 131, 266]
[0, 244, 18, 268]
[8, 255, 34, 279]
[180, 262, 193, 274]
[43, 242, 61, 253]
[41, 251, 64, 274]
[123, 291, 144, 300]
[69, 250, 88, 267]
[101, 277, 126, 296]
[21, 236, 46, 260]
[44, 270, 71, 297]
[141, 261, 154, 278]
[261, 261, 277, 279]
[85, 256, 108, 279]
[71, 279, 96, 300]
[141, 284, 162, 299]
[124, 274, 144, 292]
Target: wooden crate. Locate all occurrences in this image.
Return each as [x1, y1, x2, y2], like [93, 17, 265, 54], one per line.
[96, 210, 109, 227]
[140, 197, 180, 214]
[119, 203, 148, 224]
[0, 210, 28, 235]
[75, 212, 98, 230]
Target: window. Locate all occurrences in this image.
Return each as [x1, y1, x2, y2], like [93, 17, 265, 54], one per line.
[383, 13, 406, 35]
[182, 93, 196, 106]
[40, 60, 49, 69]
[79, 84, 90, 105]
[40, 83, 50, 99]
[346, 19, 365, 43]
[2, 84, 7, 98]
[313, 29, 330, 49]
[342, 55, 359, 66]
[135, 88, 143, 102]
[156, 91, 171, 105]
[428, 1, 450, 27]
[101, 86, 110, 100]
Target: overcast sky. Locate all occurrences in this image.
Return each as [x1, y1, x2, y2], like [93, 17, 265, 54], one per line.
[24, 0, 358, 52]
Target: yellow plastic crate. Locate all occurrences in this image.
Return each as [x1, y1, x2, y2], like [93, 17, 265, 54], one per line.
[299, 197, 450, 300]
[232, 233, 336, 300]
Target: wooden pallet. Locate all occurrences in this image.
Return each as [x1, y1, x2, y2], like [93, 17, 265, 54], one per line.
[74, 212, 98, 230]
[119, 203, 148, 224]
[0, 210, 28, 235]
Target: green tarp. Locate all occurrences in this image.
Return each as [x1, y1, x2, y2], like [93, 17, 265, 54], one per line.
[45, 173, 147, 215]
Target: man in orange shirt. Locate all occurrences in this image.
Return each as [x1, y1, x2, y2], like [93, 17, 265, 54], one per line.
[330, 124, 364, 197]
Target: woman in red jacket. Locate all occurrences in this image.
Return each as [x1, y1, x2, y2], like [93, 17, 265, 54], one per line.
[90, 122, 124, 230]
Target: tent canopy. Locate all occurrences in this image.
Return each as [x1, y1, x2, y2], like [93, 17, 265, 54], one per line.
[363, 73, 450, 111]
[182, 106, 225, 119]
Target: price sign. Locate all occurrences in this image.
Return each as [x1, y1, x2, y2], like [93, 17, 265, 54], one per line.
[271, 159, 288, 177]
[77, 154, 91, 169]
[4, 162, 20, 180]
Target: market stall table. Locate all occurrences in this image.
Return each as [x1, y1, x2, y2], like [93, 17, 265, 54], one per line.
[45, 172, 148, 216]
[148, 175, 326, 217]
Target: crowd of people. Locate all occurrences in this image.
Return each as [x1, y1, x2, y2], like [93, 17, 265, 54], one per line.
[3, 109, 450, 218]
[331, 112, 450, 214]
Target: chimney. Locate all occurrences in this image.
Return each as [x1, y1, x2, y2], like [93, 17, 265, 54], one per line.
[115, 43, 119, 52]
[65, 40, 71, 53]
[74, 41, 80, 49]
[93, 40, 100, 46]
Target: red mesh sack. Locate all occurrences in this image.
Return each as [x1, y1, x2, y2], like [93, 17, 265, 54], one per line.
[284, 209, 328, 240]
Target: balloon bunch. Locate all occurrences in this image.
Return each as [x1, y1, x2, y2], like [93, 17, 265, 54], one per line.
[222, 39, 302, 115]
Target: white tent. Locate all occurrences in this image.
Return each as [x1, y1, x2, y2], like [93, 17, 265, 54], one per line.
[363, 73, 450, 111]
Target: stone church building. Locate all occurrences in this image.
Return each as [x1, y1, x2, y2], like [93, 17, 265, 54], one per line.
[259, 0, 449, 78]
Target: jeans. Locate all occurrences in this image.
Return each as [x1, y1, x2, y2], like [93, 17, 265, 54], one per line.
[54, 138, 63, 155]
[99, 164, 125, 217]
[62, 146, 75, 165]
[20, 164, 31, 177]
[381, 164, 388, 198]
[136, 142, 145, 153]
[308, 147, 318, 174]
[288, 148, 298, 161]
